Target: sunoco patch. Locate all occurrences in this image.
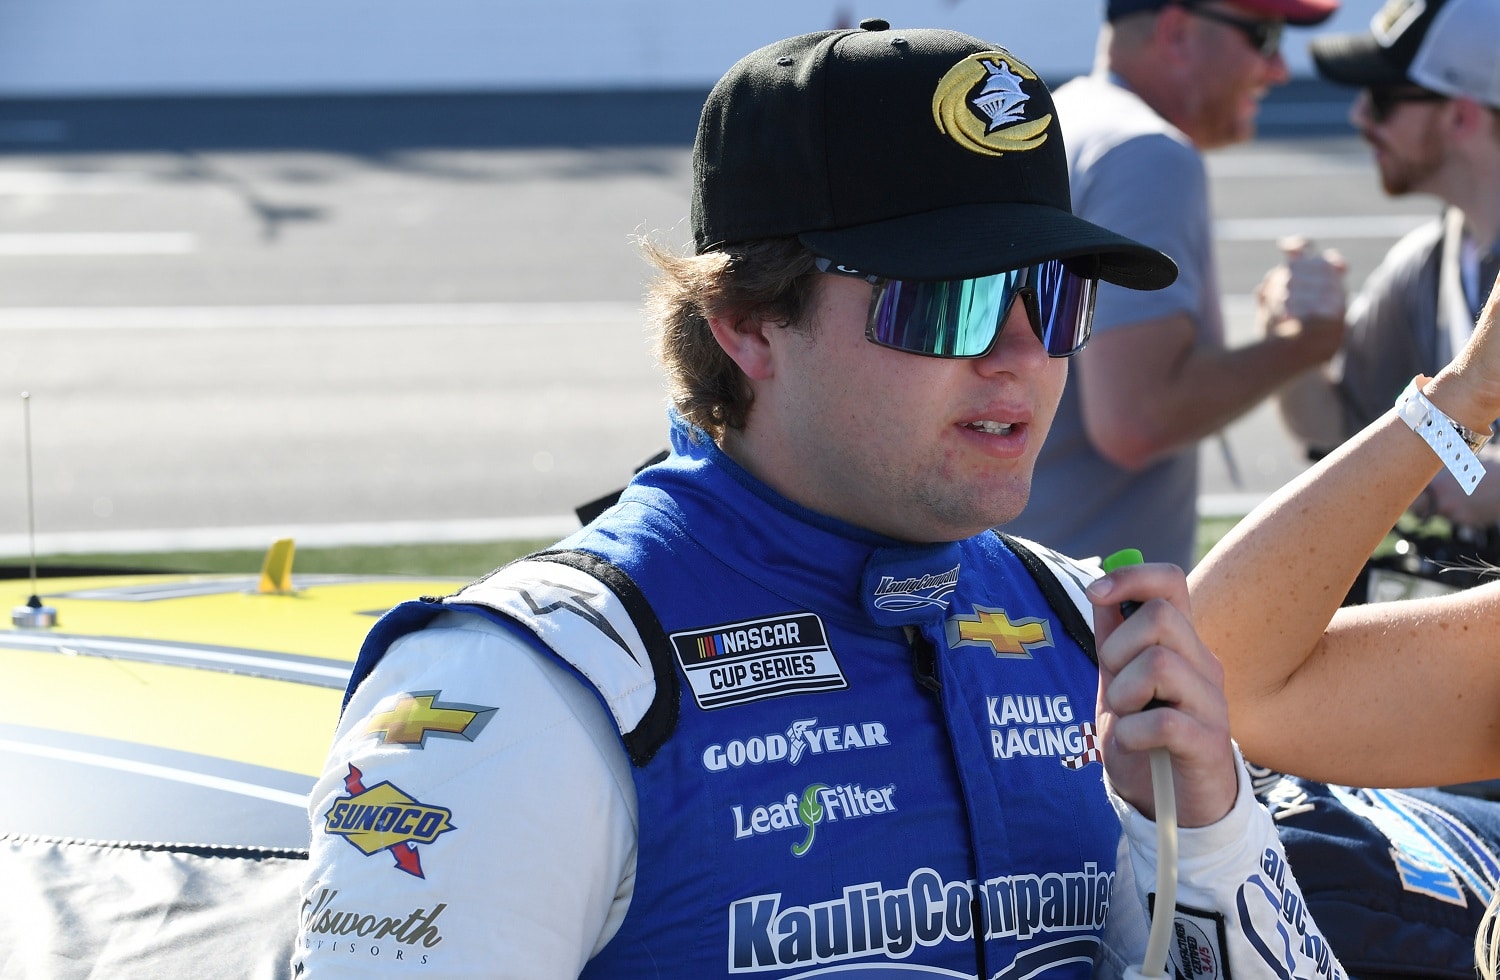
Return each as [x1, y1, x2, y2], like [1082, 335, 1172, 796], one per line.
[323, 764, 455, 879]
[672, 612, 846, 710]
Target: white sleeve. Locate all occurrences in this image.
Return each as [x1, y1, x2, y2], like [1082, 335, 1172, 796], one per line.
[294, 610, 638, 978]
[1094, 836, 1150, 980]
[1105, 750, 1348, 980]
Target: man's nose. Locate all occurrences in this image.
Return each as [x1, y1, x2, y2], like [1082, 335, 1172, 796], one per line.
[1349, 91, 1372, 130]
[976, 301, 1048, 373]
[1263, 48, 1290, 85]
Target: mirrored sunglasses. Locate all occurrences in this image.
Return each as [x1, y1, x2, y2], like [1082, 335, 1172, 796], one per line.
[814, 257, 1099, 359]
[1178, 2, 1283, 57]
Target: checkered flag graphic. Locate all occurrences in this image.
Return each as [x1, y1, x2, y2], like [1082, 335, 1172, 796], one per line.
[1061, 722, 1103, 770]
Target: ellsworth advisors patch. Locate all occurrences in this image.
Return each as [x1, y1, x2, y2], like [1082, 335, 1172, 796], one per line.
[671, 612, 847, 710]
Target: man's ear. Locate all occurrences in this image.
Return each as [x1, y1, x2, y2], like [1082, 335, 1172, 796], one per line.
[1447, 95, 1490, 142]
[1151, 4, 1195, 60]
[707, 311, 778, 381]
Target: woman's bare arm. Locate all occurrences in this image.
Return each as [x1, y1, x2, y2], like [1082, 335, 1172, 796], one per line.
[1191, 278, 1500, 783]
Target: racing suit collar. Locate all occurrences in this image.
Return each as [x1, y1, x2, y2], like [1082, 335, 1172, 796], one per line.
[628, 414, 970, 632]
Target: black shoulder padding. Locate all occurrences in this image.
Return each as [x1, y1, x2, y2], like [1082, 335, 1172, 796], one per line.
[994, 532, 1097, 666]
[526, 549, 681, 767]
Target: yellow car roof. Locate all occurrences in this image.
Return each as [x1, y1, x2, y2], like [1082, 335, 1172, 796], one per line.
[2, 570, 465, 849]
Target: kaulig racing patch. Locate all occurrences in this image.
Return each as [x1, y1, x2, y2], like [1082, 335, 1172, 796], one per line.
[672, 612, 846, 710]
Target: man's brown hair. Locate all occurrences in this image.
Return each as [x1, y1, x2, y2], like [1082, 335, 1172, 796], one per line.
[643, 237, 820, 440]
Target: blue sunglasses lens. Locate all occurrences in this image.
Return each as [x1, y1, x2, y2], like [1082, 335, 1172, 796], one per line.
[860, 261, 1096, 358]
[871, 274, 1017, 357]
[1030, 261, 1098, 356]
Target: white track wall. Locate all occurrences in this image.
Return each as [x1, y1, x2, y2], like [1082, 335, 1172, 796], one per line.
[0, 0, 1383, 98]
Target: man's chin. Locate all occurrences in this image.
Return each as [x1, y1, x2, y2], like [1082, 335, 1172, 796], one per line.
[985, 494, 1031, 535]
[1233, 111, 1259, 147]
[1201, 118, 1257, 152]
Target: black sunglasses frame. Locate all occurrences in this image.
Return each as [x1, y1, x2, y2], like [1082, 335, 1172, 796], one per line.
[1364, 86, 1450, 124]
[1175, 2, 1283, 57]
[813, 257, 1098, 360]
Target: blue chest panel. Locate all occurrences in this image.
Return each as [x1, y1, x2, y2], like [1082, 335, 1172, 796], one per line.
[554, 511, 1118, 978]
[349, 426, 1121, 978]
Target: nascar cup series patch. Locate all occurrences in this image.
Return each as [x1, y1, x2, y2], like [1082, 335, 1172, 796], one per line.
[671, 612, 847, 710]
[932, 51, 1051, 157]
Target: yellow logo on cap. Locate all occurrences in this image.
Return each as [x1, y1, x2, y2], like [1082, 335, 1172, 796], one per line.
[932, 51, 1051, 157]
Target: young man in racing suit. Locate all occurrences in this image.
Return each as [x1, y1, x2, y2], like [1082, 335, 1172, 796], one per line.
[294, 22, 1345, 979]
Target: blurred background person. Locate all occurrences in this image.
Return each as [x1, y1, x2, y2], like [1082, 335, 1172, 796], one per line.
[1269, 0, 1500, 552]
[1004, 0, 1345, 570]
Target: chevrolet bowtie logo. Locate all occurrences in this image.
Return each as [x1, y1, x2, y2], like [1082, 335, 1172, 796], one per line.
[361, 691, 497, 748]
[945, 606, 1055, 659]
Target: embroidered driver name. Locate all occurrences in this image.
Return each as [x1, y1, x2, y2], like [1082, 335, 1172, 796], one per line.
[673, 612, 846, 710]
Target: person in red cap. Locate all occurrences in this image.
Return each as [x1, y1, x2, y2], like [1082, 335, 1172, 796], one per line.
[1268, 0, 1500, 561]
[1003, 0, 1344, 572]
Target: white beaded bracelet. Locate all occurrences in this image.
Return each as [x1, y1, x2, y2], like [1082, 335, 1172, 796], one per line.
[1394, 379, 1489, 496]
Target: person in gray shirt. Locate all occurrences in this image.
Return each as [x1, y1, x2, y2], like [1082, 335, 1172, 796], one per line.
[1003, 0, 1344, 569]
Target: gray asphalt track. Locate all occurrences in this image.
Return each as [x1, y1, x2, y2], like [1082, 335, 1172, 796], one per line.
[0, 85, 1447, 556]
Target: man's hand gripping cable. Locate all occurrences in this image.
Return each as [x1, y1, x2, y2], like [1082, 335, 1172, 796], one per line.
[1102, 548, 1177, 980]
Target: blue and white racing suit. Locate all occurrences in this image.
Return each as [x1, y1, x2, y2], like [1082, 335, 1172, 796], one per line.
[1252, 765, 1500, 978]
[295, 415, 1345, 979]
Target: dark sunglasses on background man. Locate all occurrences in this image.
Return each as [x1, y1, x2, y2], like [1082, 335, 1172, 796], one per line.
[814, 256, 1099, 359]
[1174, 1, 1284, 57]
[1363, 86, 1449, 124]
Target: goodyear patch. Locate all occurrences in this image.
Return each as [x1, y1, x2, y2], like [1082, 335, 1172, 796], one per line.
[671, 612, 846, 710]
[324, 764, 455, 878]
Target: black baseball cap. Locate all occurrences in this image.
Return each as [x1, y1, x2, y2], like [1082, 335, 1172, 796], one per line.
[1310, 0, 1500, 106]
[690, 20, 1177, 290]
[1106, 0, 1339, 25]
